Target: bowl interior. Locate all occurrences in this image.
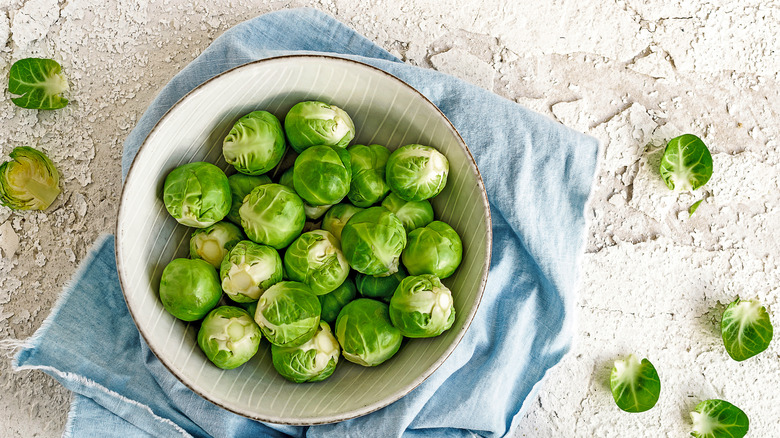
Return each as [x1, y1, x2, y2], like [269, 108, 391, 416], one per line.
[117, 55, 490, 424]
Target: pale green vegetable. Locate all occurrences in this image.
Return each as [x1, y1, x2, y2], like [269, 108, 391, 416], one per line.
[271, 321, 340, 383]
[318, 278, 356, 324]
[0, 146, 60, 210]
[254, 281, 321, 347]
[321, 203, 364, 241]
[659, 134, 713, 191]
[278, 167, 295, 190]
[226, 173, 271, 225]
[335, 298, 402, 367]
[197, 306, 262, 369]
[189, 221, 244, 268]
[385, 144, 449, 202]
[284, 230, 350, 295]
[609, 355, 661, 413]
[220, 240, 283, 303]
[389, 274, 455, 338]
[402, 221, 463, 279]
[721, 298, 773, 361]
[278, 167, 333, 219]
[284, 101, 355, 153]
[8, 58, 69, 110]
[340, 207, 407, 276]
[355, 266, 407, 303]
[163, 162, 231, 228]
[690, 399, 749, 438]
[159, 258, 221, 321]
[222, 111, 286, 175]
[293, 145, 352, 206]
[347, 144, 391, 207]
[239, 183, 305, 249]
[380, 193, 434, 233]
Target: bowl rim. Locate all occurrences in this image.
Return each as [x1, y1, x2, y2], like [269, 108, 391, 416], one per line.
[115, 54, 493, 425]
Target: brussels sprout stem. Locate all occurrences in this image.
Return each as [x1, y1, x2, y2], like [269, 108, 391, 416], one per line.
[21, 177, 60, 208]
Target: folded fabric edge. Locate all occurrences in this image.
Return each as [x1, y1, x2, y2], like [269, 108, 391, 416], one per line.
[62, 393, 78, 438]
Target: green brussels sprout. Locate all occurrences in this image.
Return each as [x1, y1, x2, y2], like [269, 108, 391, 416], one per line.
[318, 278, 357, 324]
[8, 58, 69, 110]
[321, 203, 364, 241]
[222, 111, 286, 175]
[163, 162, 231, 228]
[355, 266, 407, 303]
[254, 281, 321, 347]
[610, 354, 661, 413]
[284, 230, 350, 295]
[0, 146, 60, 210]
[335, 298, 402, 367]
[347, 144, 391, 207]
[284, 101, 355, 153]
[659, 134, 713, 192]
[197, 306, 262, 369]
[380, 193, 434, 233]
[690, 399, 749, 438]
[271, 321, 340, 383]
[226, 173, 271, 225]
[277, 167, 332, 219]
[401, 221, 463, 279]
[159, 258, 221, 321]
[340, 207, 407, 276]
[385, 144, 449, 202]
[293, 145, 352, 206]
[189, 221, 244, 268]
[278, 167, 295, 189]
[220, 240, 283, 303]
[239, 183, 305, 249]
[389, 274, 455, 338]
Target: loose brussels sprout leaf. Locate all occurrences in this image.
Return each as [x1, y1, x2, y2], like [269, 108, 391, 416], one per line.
[389, 274, 455, 338]
[189, 221, 244, 268]
[380, 193, 434, 233]
[609, 355, 660, 413]
[284, 101, 355, 153]
[197, 306, 262, 369]
[8, 58, 69, 110]
[386, 144, 449, 202]
[690, 399, 749, 438]
[402, 221, 463, 279]
[159, 258, 221, 321]
[0, 147, 60, 210]
[220, 240, 283, 303]
[321, 203, 364, 241]
[163, 162, 231, 228]
[347, 144, 391, 207]
[318, 278, 357, 324]
[239, 183, 305, 249]
[659, 134, 713, 191]
[293, 145, 352, 206]
[223, 111, 286, 175]
[284, 230, 350, 295]
[226, 173, 271, 225]
[335, 298, 402, 367]
[721, 298, 773, 361]
[340, 207, 407, 276]
[689, 199, 704, 217]
[355, 266, 407, 303]
[254, 281, 321, 347]
[271, 321, 340, 383]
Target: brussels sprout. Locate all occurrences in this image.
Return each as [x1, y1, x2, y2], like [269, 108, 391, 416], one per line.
[355, 266, 407, 303]
[659, 134, 713, 191]
[226, 173, 271, 225]
[159, 258, 221, 321]
[284, 101, 355, 153]
[223, 111, 286, 175]
[609, 355, 661, 413]
[220, 240, 283, 303]
[197, 306, 262, 369]
[278, 167, 295, 189]
[284, 230, 350, 295]
[189, 221, 244, 268]
[721, 298, 773, 361]
[321, 203, 364, 241]
[389, 274, 455, 338]
[277, 167, 332, 219]
[254, 281, 321, 347]
[293, 145, 352, 206]
[0, 147, 60, 210]
[163, 162, 231, 228]
[318, 278, 357, 324]
[239, 183, 305, 249]
[347, 144, 391, 207]
[8, 58, 69, 110]
[385, 144, 449, 202]
[340, 207, 407, 276]
[402, 221, 463, 279]
[335, 298, 402, 367]
[380, 193, 434, 233]
[690, 399, 749, 438]
[271, 321, 340, 383]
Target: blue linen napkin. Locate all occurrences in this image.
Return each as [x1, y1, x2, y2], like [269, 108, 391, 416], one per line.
[13, 8, 599, 438]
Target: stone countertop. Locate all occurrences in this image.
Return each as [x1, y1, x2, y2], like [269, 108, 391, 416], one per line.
[1, 0, 778, 436]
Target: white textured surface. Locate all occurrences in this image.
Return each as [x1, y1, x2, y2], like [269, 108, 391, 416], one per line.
[0, 0, 778, 436]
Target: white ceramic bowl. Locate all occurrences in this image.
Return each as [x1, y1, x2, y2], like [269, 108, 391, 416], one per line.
[116, 55, 491, 425]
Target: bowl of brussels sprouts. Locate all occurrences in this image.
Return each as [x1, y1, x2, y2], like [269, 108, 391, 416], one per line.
[117, 55, 491, 424]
